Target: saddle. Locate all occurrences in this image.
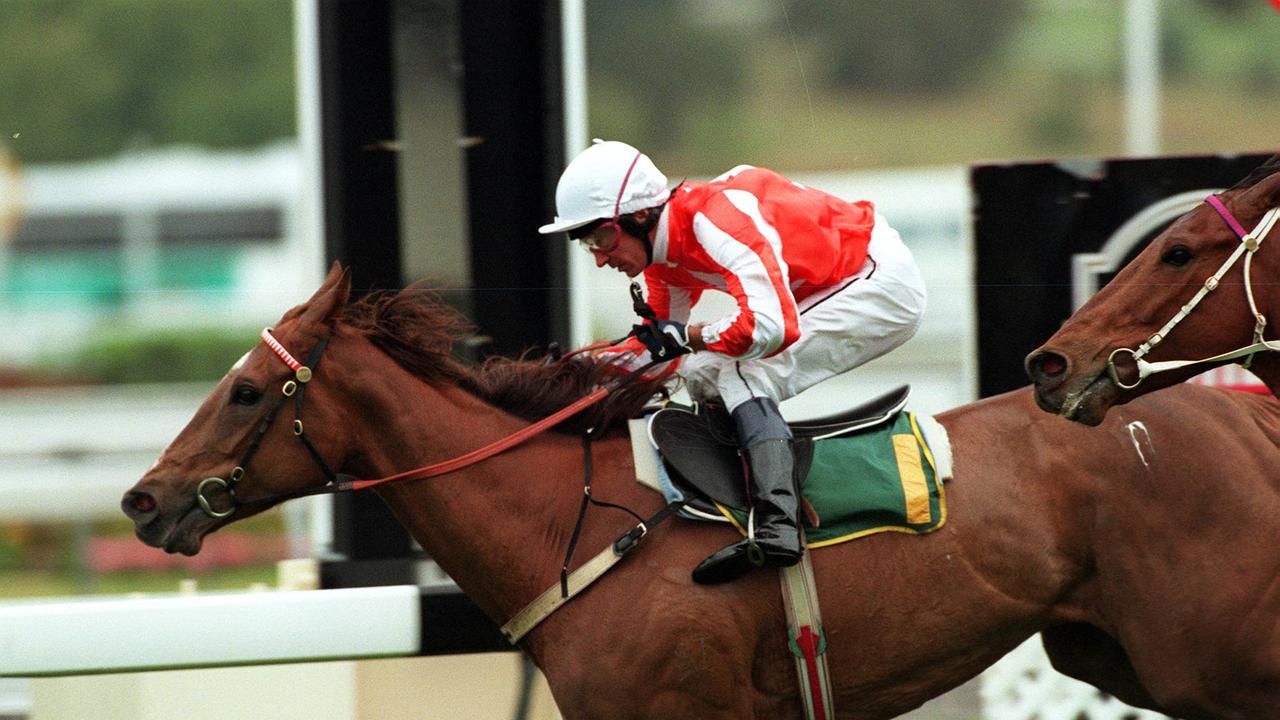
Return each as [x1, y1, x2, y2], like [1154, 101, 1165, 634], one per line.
[647, 385, 911, 518]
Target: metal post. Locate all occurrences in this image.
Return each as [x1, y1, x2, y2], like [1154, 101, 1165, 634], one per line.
[562, 0, 593, 348]
[1124, 0, 1161, 157]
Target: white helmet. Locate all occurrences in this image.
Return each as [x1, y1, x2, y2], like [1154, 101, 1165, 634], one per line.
[538, 139, 670, 235]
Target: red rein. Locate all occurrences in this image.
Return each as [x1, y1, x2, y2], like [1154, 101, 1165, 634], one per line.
[345, 387, 610, 491]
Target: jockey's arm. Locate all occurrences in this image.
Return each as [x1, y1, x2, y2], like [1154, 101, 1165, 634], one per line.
[686, 194, 801, 360]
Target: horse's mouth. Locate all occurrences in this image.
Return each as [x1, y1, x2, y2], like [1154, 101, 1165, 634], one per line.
[1055, 373, 1119, 427]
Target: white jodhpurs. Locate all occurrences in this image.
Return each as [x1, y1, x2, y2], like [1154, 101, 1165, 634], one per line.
[678, 213, 926, 413]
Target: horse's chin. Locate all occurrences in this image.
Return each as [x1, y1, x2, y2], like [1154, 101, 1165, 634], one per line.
[1053, 374, 1120, 427]
[136, 504, 215, 557]
[163, 529, 207, 557]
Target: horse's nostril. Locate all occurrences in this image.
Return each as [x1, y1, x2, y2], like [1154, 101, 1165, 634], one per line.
[1027, 350, 1069, 381]
[123, 490, 157, 518]
[1041, 354, 1066, 377]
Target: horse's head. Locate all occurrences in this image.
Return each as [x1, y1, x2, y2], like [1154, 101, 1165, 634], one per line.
[1026, 162, 1280, 425]
[122, 264, 353, 555]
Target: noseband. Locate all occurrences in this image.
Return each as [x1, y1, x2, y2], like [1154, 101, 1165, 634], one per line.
[1106, 195, 1280, 389]
[195, 328, 339, 518]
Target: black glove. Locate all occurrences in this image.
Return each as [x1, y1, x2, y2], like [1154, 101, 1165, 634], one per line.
[634, 320, 692, 361]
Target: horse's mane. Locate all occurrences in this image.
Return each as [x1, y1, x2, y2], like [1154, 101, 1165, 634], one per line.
[1232, 153, 1280, 190]
[336, 285, 668, 435]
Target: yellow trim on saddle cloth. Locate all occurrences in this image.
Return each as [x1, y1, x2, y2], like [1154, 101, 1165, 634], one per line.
[893, 433, 931, 524]
[909, 413, 948, 526]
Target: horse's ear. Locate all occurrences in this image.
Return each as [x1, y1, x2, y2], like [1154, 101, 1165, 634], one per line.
[1241, 160, 1280, 214]
[299, 262, 352, 327]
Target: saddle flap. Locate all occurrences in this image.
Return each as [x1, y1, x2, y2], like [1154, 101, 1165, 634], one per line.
[648, 407, 816, 513]
[648, 407, 749, 509]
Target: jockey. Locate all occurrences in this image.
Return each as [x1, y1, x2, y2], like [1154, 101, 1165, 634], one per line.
[540, 140, 927, 585]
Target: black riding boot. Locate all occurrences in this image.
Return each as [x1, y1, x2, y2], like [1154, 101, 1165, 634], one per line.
[692, 398, 803, 585]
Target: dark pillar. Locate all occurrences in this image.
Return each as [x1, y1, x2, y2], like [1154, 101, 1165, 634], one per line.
[459, 0, 568, 356]
[312, 0, 570, 586]
[316, 0, 415, 571]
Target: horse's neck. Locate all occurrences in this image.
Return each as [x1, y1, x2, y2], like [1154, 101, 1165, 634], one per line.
[339, 365, 626, 623]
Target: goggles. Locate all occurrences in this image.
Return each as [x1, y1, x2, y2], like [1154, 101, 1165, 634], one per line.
[570, 220, 623, 253]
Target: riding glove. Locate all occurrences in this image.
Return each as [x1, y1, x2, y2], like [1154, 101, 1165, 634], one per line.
[634, 320, 693, 360]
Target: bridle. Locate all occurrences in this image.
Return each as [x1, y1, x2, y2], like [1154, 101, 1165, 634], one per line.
[1106, 194, 1280, 389]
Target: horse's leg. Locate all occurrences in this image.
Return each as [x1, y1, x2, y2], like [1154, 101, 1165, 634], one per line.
[1040, 623, 1171, 713]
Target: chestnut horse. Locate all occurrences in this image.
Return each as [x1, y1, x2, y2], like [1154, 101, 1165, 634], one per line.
[1027, 154, 1280, 425]
[124, 266, 1280, 719]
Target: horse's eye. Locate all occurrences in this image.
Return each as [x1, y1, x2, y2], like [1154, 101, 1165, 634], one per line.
[1161, 245, 1194, 267]
[231, 384, 263, 406]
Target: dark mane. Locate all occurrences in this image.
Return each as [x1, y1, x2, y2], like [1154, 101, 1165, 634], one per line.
[337, 286, 668, 434]
[1232, 153, 1280, 190]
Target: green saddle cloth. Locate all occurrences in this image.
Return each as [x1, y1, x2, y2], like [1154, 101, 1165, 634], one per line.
[720, 412, 947, 548]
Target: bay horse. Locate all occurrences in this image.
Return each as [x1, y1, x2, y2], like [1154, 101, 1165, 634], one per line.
[1027, 154, 1280, 425]
[124, 265, 1280, 719]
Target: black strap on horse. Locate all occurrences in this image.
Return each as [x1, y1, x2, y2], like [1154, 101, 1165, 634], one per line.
[559, 429, 682, 599]
[553, 281, 677, 598]
[288, 339, 342, 485]
[245, 336, 334, 479]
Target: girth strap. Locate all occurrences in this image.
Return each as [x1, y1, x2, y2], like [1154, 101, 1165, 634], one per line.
[502, 499, 681, 644]
[781, 544, 834, 720]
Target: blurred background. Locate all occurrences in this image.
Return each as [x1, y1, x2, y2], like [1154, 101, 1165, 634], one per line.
[0, 1, 1276, 718]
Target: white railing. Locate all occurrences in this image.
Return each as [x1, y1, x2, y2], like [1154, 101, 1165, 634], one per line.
[0, 383, 211, 522]
[0, 585, 420, 676]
